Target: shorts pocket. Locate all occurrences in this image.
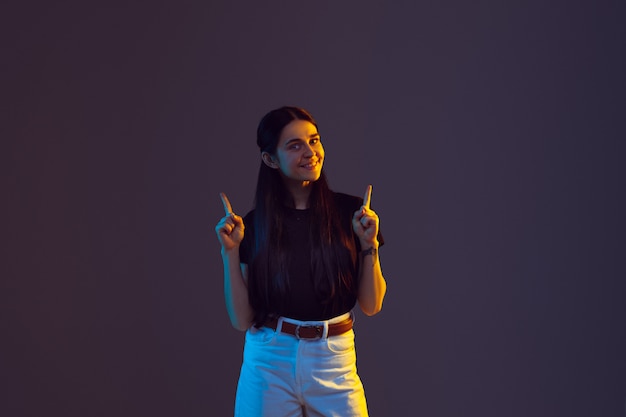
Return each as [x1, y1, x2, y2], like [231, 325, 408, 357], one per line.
[245, 326, 277, 346]
[326, 329, 355, 354]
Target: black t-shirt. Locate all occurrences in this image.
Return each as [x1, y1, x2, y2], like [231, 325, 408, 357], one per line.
[239, 192, 384, 321]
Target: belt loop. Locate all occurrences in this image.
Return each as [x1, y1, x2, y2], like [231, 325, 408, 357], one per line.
[321, 321, 329, 339]
[276, 316, 285, 334]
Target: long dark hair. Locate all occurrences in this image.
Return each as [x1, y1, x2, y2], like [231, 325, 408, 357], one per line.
[248, 106, 357, 326]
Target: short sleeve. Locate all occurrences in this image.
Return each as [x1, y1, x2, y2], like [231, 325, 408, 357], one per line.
[238, 210, 255, 264]
[334, 192, 385, 250]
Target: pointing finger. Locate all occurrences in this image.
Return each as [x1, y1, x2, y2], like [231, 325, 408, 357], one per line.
[363, 184, 372, 209]
[220, 192, 233, 215]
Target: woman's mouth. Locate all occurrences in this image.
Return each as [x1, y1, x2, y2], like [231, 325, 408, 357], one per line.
[300, 160, 320, 170]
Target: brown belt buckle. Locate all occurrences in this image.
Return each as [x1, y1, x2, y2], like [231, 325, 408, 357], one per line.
[295, 324, 323, 340]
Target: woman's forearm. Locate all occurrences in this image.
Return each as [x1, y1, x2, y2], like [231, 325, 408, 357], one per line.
[222, 248, 254, 331]
[357, 244, 387, 316]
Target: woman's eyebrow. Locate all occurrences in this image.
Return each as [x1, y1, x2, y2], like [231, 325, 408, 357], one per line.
[285, 134, 319, 145]
[284, 138, 304, 146]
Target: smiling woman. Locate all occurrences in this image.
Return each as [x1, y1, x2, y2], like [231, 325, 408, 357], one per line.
[214, 106, 388, 416]
[260, 119, 325, 198]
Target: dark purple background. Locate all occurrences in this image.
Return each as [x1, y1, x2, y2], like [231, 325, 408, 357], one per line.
[3, 1, 625, 416]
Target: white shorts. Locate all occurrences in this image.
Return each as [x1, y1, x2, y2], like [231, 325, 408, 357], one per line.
[234, 312, 369, 417]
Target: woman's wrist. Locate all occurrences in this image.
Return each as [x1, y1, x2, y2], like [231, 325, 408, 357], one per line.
[221, 245, 240, 257]
[360, 246, 377, 257]
[359, 240, 379, 257]
[359, 239, 379, 250]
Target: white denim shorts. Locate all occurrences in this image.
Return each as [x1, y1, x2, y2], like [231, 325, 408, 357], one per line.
[234, 312, 368, 417]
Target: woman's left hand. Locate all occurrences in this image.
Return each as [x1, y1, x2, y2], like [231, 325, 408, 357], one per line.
[353, 184, 379, 247]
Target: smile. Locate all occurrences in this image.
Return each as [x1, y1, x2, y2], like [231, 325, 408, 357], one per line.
[300, 161, 320, 169]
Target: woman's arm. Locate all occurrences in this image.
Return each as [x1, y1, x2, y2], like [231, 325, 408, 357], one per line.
[221, 250, 254, 330]
[353, 185, 387, 316]
[357, 243, 387, 316]
[216, 193, 254, 331]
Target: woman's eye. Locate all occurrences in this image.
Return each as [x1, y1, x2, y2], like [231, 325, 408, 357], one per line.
[290, 143, 301, 150]
[310, 139, 318, 145]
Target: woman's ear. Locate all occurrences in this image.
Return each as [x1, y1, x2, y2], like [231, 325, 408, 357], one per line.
[261, 152, 279, 169]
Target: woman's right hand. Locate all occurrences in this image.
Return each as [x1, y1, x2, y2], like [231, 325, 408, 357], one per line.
[215, 192, 245, 251]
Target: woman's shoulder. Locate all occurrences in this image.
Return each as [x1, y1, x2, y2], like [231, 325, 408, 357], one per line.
[242, 209, 255, 226]
[332, 191, 363, 211]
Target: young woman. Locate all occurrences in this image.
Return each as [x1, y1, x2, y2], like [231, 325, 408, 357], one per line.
[215, 106, 387, 417]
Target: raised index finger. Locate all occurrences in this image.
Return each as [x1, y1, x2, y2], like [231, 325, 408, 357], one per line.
[363, 184, 372, 209]
[220, 192, 233, 215]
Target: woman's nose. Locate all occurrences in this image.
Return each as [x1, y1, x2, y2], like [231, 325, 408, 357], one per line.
[303, 143, 316, 157]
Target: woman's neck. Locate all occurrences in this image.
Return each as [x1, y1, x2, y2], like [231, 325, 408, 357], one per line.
[285, 180, 312, 209]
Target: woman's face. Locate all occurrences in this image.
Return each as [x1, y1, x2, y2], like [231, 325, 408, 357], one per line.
[267, 119, 325, 184]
